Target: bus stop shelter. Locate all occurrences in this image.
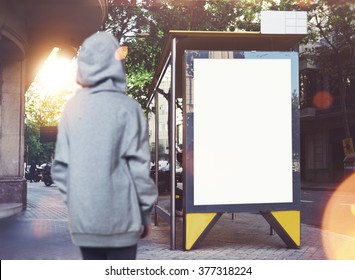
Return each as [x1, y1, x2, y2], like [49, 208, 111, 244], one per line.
[146, 30, 304, 250]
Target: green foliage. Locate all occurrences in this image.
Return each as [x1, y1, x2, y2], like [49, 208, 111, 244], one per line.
[24, 0, 353, 161]
[25, 120, 55, 165]
[126, 65, 154, 106]
[102, 0, 149, 38]
[306, 0, 355, 65]
[205, 0, 264, 31]
[25, 81, 71, 164]
[24, 121, 42, 164]
[26, 83, 70, 126]
[303, 0, 354, 92]
[101, 0, 354, 114]
[300, 0, 355, 137]
[103, 0, 273, 109]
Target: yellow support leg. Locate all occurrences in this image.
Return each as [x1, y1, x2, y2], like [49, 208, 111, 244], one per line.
[262, 210, 301, 248]
[184, 212, 222, 250]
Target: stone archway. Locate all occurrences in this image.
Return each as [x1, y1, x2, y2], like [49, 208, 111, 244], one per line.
[0, 0, 108, 214]
[0, 15, 27, 209]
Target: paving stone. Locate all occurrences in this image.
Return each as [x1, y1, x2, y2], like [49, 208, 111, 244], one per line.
[1, 182, 355, 260]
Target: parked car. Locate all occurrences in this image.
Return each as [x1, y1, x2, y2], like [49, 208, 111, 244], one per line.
[343, 153, 355, 177]
[161, 161, 183, 182]
[150, 160, 182, 193]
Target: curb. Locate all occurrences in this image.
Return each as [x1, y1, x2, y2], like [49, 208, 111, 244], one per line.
[0, 203, 23, 219]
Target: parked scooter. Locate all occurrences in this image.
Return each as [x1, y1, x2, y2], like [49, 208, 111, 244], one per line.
[26, 162, 42, 182]
[34, 168, 42, 182]
[42, 163, 53, 187]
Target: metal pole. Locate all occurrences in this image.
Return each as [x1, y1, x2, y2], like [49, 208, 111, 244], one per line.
[170, 37, 177, 250]
[154, 91, 159, 226]
[146, 53, 171, 108]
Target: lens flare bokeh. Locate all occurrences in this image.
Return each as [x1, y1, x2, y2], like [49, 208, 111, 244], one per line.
[312, 91, 334, 110]
[296, 0, 315, 8]
[322, 173, 355, 259]
[115, 46, 129, 60]
[31, 220, 50, 239]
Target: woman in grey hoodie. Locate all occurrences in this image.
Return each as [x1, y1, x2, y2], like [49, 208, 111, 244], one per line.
[52, 32, 157, 260]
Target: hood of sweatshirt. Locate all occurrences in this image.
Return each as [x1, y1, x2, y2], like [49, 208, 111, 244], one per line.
[76, 31, 126, 94]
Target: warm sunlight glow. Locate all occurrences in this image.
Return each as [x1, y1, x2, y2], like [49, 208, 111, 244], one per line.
[322, 174, 355, 259]
[295, 0, 314, 8]
[36, 47, 76, 98]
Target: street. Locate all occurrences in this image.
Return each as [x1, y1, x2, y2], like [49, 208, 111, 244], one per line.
[301, 189, 355, 237]
[1, 181, 355, 259]
[0, 182, 81, 260]
[5, 183, 355, 238]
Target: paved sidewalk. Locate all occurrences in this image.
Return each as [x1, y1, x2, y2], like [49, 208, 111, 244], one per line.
[1, 182, 355, 260]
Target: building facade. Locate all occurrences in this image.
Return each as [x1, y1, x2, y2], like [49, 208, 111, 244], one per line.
[0, 0, 108, 211]
[299, 43, 355, 183]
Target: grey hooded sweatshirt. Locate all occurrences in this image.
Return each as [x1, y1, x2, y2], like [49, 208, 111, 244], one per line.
[52, 32, 157, 248]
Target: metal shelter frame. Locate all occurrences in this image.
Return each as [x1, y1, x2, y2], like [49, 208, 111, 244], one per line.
[145, 31, 305, 251]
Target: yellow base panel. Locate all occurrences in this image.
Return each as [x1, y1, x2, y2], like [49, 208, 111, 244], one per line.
[271, 210, 301, 247]
[185, 213, 218, 250]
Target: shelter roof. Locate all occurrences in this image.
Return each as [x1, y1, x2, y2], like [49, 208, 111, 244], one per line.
[147, 30, 305, 102]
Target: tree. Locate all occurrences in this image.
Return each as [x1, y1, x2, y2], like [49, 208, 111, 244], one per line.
[25, 79, 72, 164]
[103, 0, 272, 109]
[101, 0, 148, 39]
[304, 0, 355, 143]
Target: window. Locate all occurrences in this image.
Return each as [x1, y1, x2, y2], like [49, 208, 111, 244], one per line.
[306, 132, 327, 169]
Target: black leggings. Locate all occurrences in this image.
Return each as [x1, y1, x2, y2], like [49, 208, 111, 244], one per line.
[80, 245, 137, 260]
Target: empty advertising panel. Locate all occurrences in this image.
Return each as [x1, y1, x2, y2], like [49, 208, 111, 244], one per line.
[185, 51, 300, 213]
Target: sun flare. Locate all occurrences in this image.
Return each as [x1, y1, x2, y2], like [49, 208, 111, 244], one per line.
[322, 174, 355, 259]
[35, 47, 76, 98]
